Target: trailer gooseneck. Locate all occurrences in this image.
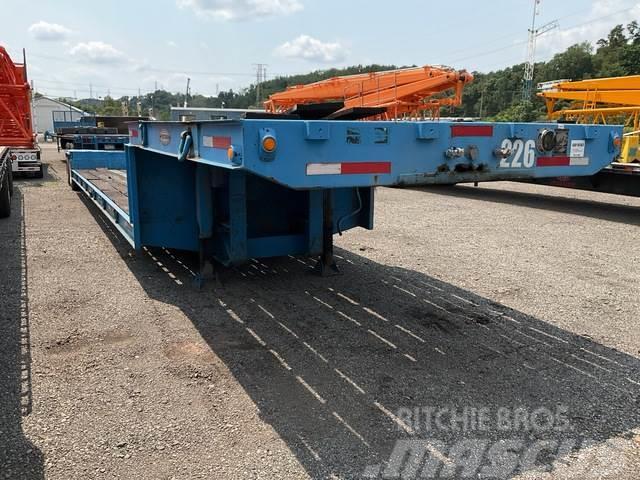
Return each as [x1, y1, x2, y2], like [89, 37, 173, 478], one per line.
[66, 118, 622, 280]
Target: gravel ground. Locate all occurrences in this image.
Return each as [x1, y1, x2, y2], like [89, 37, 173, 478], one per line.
[1, 142, 639, 479]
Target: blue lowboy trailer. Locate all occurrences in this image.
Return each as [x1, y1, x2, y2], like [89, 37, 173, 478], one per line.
[65, 119, 622, 279]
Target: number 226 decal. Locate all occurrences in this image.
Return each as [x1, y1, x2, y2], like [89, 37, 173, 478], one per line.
[498, 139, 536, 168]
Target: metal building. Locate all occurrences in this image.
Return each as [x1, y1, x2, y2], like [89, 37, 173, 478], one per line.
[32, 96, 85, 134]
[170, 106, 264, 122]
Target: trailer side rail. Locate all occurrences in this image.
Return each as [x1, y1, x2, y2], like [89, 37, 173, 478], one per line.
[67, 151, 134, 246]
[129, 120, 623, 190]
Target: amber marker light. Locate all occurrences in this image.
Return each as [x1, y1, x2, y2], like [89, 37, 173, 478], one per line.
[262, 136, 277, 153]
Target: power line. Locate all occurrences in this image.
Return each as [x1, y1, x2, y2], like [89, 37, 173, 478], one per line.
[449, 4, 638, 68]
[32, 78, 142, 92]
[450, 40, 529, 65]
[26, 51, 302, 78]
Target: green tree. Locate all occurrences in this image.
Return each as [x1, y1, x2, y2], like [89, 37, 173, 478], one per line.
[540, 43, 594, 81]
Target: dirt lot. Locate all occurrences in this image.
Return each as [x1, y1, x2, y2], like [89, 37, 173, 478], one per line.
[1, 142, 639, 479]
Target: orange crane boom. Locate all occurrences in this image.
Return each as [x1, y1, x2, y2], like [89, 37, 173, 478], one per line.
[0, 46, 34, 148]
[265, 66, 473, 120]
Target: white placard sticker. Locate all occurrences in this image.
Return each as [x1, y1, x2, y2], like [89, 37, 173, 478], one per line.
[570, 140, 585, 158]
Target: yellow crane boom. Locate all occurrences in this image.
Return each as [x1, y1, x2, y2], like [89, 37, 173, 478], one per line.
[538, 75, 640, 163]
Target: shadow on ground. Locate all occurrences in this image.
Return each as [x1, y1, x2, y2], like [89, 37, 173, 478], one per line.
[408, 184, 640, 226]
[11, 163, 57, 188]
[0, 190, 45, 479]
[83, 194, 640, 479]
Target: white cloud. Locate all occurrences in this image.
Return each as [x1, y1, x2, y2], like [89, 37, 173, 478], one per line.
[167, 40, 178, 48]
[537, 0, 640, 59]
[275, 35, 345, 63]
[177, 0, 302, 21]
[68, 41, 128, 64]
[28, 21, 71, 41]
[131, 59, 151, 73]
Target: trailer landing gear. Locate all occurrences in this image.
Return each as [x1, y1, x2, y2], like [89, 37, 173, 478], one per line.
[314, 190, 340, 276]
[195, 241, 219, 289]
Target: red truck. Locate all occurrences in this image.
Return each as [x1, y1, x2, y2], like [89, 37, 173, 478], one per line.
[0, 46, 41, 187]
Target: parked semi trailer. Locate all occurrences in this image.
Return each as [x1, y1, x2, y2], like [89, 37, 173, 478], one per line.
[55, 115, 147, 152]
[526, 161, 640, 197]
[0, 47, 42, 178]
[65, 118, 623, 280]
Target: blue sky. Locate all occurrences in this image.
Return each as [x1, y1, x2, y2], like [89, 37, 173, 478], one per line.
[2, 0, 639, 99]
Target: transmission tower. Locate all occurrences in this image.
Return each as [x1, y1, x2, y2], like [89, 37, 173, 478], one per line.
[253, 63, 267, 106]
[522, 0, 558, 101]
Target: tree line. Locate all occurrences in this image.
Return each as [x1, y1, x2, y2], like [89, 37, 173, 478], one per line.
[65, 23, 640, 122]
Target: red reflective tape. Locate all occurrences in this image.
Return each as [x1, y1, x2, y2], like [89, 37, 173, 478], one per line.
[129, 129, 139, 138]
[451, 125, 494, 137]
[536, 156, 570, 167]
[212, 136, 231, 149]
[340, 162, 391, 174]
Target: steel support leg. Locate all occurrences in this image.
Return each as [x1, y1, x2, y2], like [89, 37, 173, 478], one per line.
[194, 166, 216, 288]
[315, 190, 340, 276]
[195, 239, 216, 289]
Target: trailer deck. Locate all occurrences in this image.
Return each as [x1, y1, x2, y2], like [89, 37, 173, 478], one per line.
[76, 168, 129, 213]
[67, 150, 134, 246]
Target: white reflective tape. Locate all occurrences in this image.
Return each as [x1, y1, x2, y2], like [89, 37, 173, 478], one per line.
[569, 156, 589, 166]
[306, 163, 342, 175]
[202, 136, 213, 148]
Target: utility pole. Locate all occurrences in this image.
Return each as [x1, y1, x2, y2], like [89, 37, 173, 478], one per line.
[89, 82, 93, 99]
[184, 78, 191, 108]
[121, 97, 129, 116]
[522, 0, 558, 101]
[253, 63, 267, 106]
